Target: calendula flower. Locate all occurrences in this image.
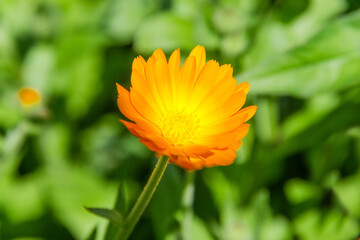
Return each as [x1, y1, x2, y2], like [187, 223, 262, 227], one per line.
[18, 87, 41, 106]
[117, 46, 256, 170]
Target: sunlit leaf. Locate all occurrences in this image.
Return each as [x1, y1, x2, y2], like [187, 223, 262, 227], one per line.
[239, 11, 360, 98]
[284, 179, 322, 204]
[333, 173, 360, 217]
[134, 13, 193, 54]
[293, 209, 358, 240]
[85, 207, 122, 225]
[105, 0, 157, 44]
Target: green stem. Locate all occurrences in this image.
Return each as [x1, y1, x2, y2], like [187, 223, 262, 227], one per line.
[115, 155, 169, 240]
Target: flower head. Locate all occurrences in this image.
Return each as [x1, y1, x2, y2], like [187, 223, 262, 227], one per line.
[18, 87, 41, 106]
[117, 46, 256, 170]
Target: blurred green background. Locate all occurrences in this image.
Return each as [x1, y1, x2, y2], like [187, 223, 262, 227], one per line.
[1, 0, 360, 239]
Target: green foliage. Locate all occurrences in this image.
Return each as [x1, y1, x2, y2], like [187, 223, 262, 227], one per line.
[85, 208, 123, 226]
[293, 209, 358, 240]
[1, 0, 360, 239]
[333, 173, 360, 217]
[240, 10, 360, 98]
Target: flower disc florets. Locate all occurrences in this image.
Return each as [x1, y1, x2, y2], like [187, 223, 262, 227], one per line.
[159, 112, 200, 147]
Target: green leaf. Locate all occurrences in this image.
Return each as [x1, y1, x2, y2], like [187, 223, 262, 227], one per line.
[193, 14, 220, 51]
[86, 227, 97, 240]
[212, 6, 244, 34]
[134, 12, 193, 54]
[220, 33, 248, 58]
[149, 165, 182, 240]
[22, 44, 56, 95]
[54, 33, 105, 120]
[105, 0, 157, 44]
[306, 132, 351, 182]
[254, 97, 280, 143]
[113, 183, 130, 218]
[293, 209, 358, 240]
[38, 124, 118, 239]
[186, 215, 214, 240]
[0, 170, 45, 223]
[171, 0, 220, 50]
[282, 93, 340, 140]
[85, 207, 123, 225]
[276, 102, 360, 158]
[105, 182, 140, 240]
[259, 216, 292, 240]
[239, 11, 360, 98]
[202, 168, 239, 210]
[284, 179, 321, 204]
[243, 0, 346, 68]
[333, 173, 360, 217]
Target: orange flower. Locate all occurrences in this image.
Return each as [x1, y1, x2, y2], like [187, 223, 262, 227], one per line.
[117, 46, 256, 170]
[18, 87, 41, 106]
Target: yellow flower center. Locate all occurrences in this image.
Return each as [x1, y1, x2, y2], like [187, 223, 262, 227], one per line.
[159, 112, 200, 146]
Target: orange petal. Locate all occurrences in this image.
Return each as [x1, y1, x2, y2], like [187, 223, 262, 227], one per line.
[229, 140, 243, 150]
[183, 143, 213, 158]
[132, 56, 146, 79]
[132, 118, 161, 135]
[196, 124, 250, 148]
[235, 81, 250, 95]
[153, 48, 167, 62]
[199, 111, 248, 136]
[170, 156, 205, 171]
[234, 123, 250, 141]
[168, 48, 181, 103]
[129, 87, 162, 125]
[155, 57, 174, 109]
[120, 120, 142, 138]
[168, 147, 187, 158]
[117, 84, 143, 121]
[205, 148, 237, 166]
[131, 69, 153, 103]
[145, 56, 166, 113]
[189, 45, 206, 77]
[121, 120, 162, 140]
[238, 105, 257, 122]
[194, 77, 237, 117]
[177, 56, 197, 110]
[169, 49, 181, 76]
[139, 138, 162, 152]
[202, 90, 246, 125]
[144, 134, 171, 151]
[121, 120, 170, 151]
[216, 64, 233, 84]
[132, 66, 167, 117]
[186, 60, 219, 112]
